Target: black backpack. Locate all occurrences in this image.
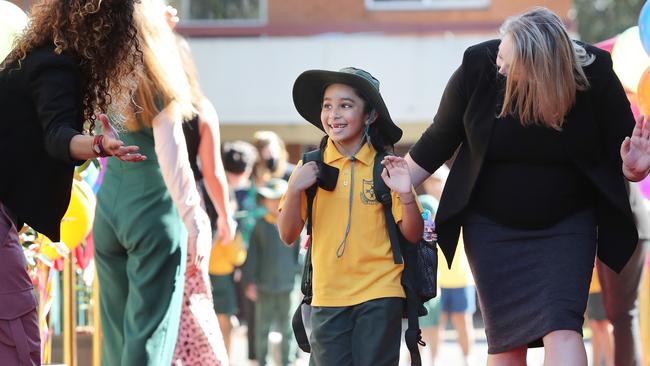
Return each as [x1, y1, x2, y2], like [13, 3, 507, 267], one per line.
[291, 148, 438, 366]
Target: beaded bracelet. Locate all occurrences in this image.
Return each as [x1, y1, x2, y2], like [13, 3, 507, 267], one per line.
[92, 135, 110, 157]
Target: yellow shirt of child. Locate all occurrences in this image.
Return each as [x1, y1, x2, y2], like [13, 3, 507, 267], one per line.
[280, 140, 416, 307]
[208, 232, 247, 275]
[437, 235, 474, 288]
[589, 267, 601, 294]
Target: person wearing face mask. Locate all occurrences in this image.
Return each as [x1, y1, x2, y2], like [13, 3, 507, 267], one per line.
[386, 6, 650, 366]
[252, 130, 295, 187]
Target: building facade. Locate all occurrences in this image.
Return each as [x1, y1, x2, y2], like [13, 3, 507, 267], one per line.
[172, 0, 572, 150]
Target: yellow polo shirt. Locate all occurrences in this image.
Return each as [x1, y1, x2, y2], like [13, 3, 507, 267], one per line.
[437, 235, 474, 288]
[589, 267, 601, 294]
[281, 140, 417, 307]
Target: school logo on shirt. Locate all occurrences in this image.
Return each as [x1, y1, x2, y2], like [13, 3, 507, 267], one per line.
[361, 179, 379, 205]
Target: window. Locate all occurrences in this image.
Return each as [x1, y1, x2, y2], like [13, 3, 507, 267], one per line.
[171, 0, 267, 25]
[366, 0, 490, 11]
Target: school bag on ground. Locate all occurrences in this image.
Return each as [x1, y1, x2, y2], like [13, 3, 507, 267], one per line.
[291, 148, 438, 366]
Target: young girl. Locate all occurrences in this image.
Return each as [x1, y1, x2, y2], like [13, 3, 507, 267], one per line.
[278, 67, 423, 365]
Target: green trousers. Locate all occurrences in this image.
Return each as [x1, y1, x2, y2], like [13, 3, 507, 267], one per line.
[255, 291, 295, 366]
[309, 297, 403, 366]
[93, 157, 186, 366]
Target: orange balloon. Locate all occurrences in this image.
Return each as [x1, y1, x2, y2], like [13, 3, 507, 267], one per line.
[638, 67, 650, 116]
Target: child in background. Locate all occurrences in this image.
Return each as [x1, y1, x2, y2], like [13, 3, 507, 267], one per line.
[212, 140, 259, 358]
[437, 235, 476, 366]
[587, 264, 614, 366]
[244, 178, 301, 366]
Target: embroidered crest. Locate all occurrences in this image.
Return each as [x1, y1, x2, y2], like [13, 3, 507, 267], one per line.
[360, 179, 379, 205]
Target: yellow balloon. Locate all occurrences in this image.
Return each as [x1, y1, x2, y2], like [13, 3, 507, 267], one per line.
[612, 26, 650, 93]
[208, 232, 247, 275]
[41, 179, 96, 261]
[0, 1, 28, 61]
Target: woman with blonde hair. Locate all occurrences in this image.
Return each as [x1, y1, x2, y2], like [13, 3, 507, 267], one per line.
[386, 6, 650, 365]
[0, 0, 143, 363]
[92, 0, 217, 364]
[168, 12, 235, 364]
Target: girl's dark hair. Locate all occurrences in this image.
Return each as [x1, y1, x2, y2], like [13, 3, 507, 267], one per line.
[318, 85, 393, 154]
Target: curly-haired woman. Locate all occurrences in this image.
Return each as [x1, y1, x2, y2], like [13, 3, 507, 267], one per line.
[0, 0, 144, 364]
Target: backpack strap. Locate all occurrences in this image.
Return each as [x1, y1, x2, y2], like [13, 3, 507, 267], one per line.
[373, 151, 424, 366]
[291, 148, 323, 353]
[300, 148, 322, 299]
[372, 152, 403, 265]
[303, 149, 322, 237]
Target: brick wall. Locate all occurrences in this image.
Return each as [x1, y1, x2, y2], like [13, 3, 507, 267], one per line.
[269, 0, 572, 30]
[180, 0, 573, 37]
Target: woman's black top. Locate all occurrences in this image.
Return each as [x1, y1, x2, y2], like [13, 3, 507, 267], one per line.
[0, 44, 84, 240]
[409, 39, 638, 272]
[471, 114, 596, 229]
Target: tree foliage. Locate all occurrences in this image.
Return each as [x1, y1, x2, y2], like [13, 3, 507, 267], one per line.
[574, 0, 645, 43]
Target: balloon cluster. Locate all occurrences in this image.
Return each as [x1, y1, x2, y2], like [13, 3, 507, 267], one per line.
[605, 1, 650, 199]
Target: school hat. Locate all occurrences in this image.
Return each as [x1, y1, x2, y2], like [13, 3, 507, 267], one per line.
[257, 178, 288, 200]
[292, 67, 403, 145]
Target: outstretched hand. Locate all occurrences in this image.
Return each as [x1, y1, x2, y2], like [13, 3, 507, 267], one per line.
[380, 155, 413, 194]
[621, 114, 650, 182]
[97, 114, 147, 162]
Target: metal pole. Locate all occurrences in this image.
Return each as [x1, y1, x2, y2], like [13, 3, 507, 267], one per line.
[92, 267, 102, 366]
[63, 256, 77, 366]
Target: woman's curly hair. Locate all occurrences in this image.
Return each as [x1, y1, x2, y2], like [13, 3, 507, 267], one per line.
[4, 0, 142, 132]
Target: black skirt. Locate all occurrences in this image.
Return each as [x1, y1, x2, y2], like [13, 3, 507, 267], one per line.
[462, 209, 597, 354]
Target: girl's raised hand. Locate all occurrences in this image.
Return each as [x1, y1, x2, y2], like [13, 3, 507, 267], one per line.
[287, 161, 319, 193]
[380, 155, 413, 194]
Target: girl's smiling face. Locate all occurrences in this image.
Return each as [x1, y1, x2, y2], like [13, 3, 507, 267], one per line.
[320, 83, 370, 153]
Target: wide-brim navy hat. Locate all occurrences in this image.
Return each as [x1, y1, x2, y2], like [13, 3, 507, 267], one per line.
[292, 67, 402, 145]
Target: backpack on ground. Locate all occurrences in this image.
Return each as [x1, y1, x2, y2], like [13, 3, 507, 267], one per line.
[291, 148, 439, 366]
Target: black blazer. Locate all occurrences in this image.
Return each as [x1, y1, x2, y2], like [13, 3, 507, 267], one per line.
[410, 39, 638, 273]
[0, 45, 84, 241]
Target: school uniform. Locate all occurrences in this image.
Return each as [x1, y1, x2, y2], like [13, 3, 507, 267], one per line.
[244, 214, 300, 366]
[438, 236, 475, 314]
[280, 139, 414, 366]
